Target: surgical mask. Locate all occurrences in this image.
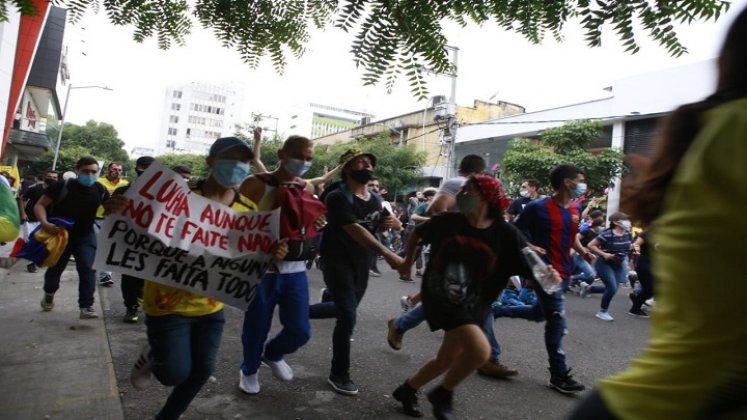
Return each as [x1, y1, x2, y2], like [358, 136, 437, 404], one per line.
[213, 160, 250, 188]
[285, 158, 312, 177]
[572, 182, 587, 198]
[77, 174, 97, 187]
[519, 190, 530, 198]
[349, 169, 374, 184]
[456, 194, 481, 215]
[617, 220, 632, 231]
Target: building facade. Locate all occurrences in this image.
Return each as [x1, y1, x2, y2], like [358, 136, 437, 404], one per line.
[156, 82, 245, 155]
[313, 98, 525, 186]
[455, 59, 718, 215]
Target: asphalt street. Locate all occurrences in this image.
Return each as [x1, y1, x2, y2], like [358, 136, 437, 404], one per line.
[102, 263, 649, 420]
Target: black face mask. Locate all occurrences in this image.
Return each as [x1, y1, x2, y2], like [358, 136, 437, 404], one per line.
[349, 169, 374, 184]
[43, 178, 55, 186]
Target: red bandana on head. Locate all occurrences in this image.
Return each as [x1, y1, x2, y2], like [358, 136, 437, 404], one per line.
[471, 173, 510, 212]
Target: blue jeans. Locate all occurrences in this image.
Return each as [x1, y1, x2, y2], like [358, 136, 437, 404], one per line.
[571, 254, 596, 285]
[483, 313, 502, 361]
[395, 303, 426, 333]
[240, 271, 311, 375]
[43, 231, 97, 308]
[146, 310, 225, 420]
[493, 289, 569, 377]
[309, 257, 368, 376]
[590, 257, 628, 311]
[93, 219, 111, 279]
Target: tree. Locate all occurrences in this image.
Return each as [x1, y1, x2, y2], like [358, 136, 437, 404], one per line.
[154, 154, 209, 178]
[501, 120, 625, 197]
[1, 1, 730, 98]
[23, 120, 130, 175]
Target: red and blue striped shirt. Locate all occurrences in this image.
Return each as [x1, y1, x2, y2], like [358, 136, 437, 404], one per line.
[516, 196, 581, 279]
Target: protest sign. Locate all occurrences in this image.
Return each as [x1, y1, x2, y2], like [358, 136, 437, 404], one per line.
[94, 162, 279, 310]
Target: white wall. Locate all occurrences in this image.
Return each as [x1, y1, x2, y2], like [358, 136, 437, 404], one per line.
[0, 11, 21, 150]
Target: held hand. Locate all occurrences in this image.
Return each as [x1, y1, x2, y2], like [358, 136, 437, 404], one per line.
[380, 215, 397, 230]
[104, 195, 129, 216]
[41, 222, 60, 234]
[582, 249, 596, 263]
[547, 266, 562, 284]
[397, 260, 413, 279]
[253, 126, 262, 142]
[20, 214, 28, 223]
[313, 214, 327, 231]
[530, 243, 547, 256]
[385, 252, 404, 271]
[270, 238, 289, 261]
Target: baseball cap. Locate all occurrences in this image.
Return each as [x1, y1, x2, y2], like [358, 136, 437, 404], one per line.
[339, 148, 377, 168]
[135, 156, 155, 168]
[208, 137, 254, 159]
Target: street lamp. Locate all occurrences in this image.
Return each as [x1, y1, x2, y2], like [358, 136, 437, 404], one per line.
[52, 84, 113, 171]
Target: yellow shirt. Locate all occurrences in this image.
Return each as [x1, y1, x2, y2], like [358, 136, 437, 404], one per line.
[598, 98, 747, 418]
[95, 177, 129, 218]
[143, 184, 258, 317]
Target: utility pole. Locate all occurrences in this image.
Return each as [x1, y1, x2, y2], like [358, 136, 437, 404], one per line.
[443, 45, 459, 180]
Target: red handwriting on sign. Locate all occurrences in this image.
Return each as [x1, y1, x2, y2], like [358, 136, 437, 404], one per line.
[199, 205, 272, 233]
[124, 198, 154, 228]
[237, 232, 274, 254]
[154, 214, 177, 238]
[180, 221, 230, 251]
[138, 171, 191, 218]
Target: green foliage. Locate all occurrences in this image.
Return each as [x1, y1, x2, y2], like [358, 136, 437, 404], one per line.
[153, 154, 208, 178]
[501, 120, 625, 195]
[23, 120, 130, 176]
[2, 0, 728, 99]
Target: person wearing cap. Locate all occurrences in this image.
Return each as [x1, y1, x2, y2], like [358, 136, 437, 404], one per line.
[236, 135, 327, 395]
[107, 137, 288, 420]
[109, 156, 155, 323]
[96, 161, 129, 287]
[308, 148, 403, 396]
[393, 174, 540, 419]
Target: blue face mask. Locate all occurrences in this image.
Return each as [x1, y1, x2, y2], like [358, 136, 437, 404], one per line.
[213, 160, 250, 188]
[572, 182, 587, 198]
[284, 158, 312, 177]
[78, 174, 97, 187]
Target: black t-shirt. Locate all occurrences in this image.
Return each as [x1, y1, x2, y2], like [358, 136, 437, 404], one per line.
[580, 227, 601, 247]
[416, 213, 532, 329]
[320, 189, 382, 261]
[507, 196, 532, 218]
[22, 184, 45, 222]
[44, 179, 108, 236]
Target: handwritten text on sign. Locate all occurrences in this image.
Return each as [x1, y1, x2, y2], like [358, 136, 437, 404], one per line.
[93, 162, 279, 310]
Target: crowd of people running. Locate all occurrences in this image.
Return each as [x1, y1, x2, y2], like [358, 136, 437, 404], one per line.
[4, 6, 745, 419]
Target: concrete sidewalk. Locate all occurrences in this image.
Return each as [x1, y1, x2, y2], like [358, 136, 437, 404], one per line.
[0, 258, 124, 419]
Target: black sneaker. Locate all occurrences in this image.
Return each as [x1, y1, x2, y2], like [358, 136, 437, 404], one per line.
[393, 383, 424, 417]
[123, 306, 139, 323]
[549, 369, 586, 394]
[426, 386, 455, 420]
[327, 373, 358, 396]
[627, 308, 650, 318]
[99, 273, 114, 286]
[26, 263, 37, 273]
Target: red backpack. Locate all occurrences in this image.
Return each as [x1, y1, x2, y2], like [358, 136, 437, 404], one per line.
[254, 173, 327, 261]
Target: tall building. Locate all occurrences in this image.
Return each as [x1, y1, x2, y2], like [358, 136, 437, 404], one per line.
[156, 82, 245, 155]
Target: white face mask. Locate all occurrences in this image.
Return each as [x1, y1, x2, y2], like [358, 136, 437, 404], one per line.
[519, 190, 530, 198]
[456, 194, 481, 215]
[617, 220, 632, 231]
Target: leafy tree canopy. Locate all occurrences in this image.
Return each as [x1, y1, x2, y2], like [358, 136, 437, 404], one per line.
[501, 120, 625, 196]
[153, 153, 209, 179]
[24, 120, 130, 176]
[1, 1, 731, 98]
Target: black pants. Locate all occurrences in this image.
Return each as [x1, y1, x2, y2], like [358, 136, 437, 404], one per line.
[631, 255, 654, 312]
[122, 274, 144, 309]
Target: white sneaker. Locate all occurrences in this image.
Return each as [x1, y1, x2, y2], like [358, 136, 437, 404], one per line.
[595, 311, 614, 321]
[130, 345, 152, 390]
[644, 298, 655, 308]
[400, 296, 414, 312]
[239, 370, 260, 394]
[262, 357, 293, 381]
[579, 283, 591, 298]
[319, 287, 327, 303]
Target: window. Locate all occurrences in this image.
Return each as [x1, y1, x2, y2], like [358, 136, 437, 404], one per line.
[169, 115, 179, 123]
[172, 90, 182, 99]
[171, 103, 181, 111]
[168, 128, 177, 136]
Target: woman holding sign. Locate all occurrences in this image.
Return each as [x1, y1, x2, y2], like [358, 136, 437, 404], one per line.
[106, 137, 287, 420]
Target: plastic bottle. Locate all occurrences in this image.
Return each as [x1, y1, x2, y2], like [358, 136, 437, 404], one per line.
[521, 247, 561, 294]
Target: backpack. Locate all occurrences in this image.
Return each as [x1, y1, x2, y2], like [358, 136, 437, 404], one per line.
[255, 173, 327, 261]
